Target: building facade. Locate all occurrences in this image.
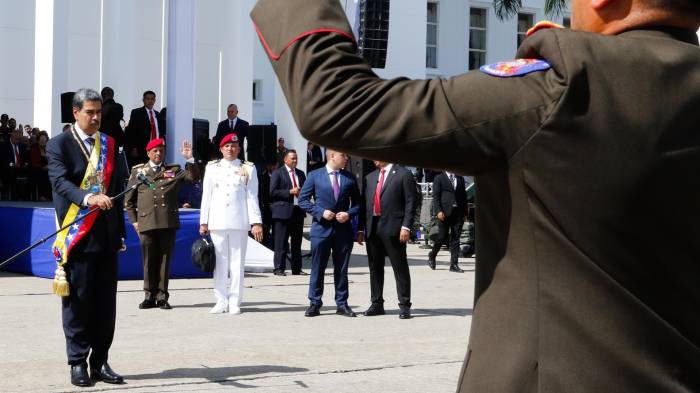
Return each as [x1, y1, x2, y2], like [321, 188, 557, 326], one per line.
[1, 0, 577, 169]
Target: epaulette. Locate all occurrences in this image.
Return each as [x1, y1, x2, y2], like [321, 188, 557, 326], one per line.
[165, 164, 181, 171]
[207, 159, 221, 166]
[242, 161, 254, 167]
[131, 163, 145, 170]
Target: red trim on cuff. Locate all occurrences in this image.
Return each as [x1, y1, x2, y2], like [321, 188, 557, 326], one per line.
[254, 22, 356, 61]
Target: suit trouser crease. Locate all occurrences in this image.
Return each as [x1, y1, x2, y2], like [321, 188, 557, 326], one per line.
[273, 209, 304, 273]
[309, 233, 353, 307]
[367, 219, 411, 307]
[139, 228, 176, 301]
[62, 250, 118, 367]
[210, 229, 247, 308]
[431, 213, 463, 262]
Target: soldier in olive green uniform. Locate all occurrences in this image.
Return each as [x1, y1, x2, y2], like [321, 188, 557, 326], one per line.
[125, 138, 193, 310]
[251, 0, 700, 392]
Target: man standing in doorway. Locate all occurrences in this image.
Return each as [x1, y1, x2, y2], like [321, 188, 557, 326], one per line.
[125, 90, 165, 167]
[213, 104, 249, 160]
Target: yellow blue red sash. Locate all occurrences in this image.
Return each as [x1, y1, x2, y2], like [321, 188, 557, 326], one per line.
[51, 132, 115, 267]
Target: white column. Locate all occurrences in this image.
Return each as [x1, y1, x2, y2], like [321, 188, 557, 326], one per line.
[165, 0, 194, 166]
[274, 81, 307, 173]
[33, 0, 69, 136]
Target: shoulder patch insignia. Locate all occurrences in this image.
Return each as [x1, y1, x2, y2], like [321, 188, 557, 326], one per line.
[480, 59, 551, 78]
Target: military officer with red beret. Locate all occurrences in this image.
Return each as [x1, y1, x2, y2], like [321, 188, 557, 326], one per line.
[125, 138, 194, 310]
[199, 133, 263, 314]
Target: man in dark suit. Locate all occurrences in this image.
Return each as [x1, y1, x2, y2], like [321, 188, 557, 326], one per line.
[299, 149, 360, 317]
[124, 90, 165, 167]
[269, 149, 307, 275]
[125, 138, 194, 310]
[358, 161, 417, 319]
[253, 2, 700, 390]
[306, 141, 323, 172]
[0, 129, 30, 199]
[100, 87, 124, 147]
[46, 88, 126, 387]
[213, 104, 249, 160]
[429, 171, 468, 273]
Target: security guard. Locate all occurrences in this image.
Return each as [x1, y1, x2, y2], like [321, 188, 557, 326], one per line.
[125, 138, 193, 310]
[251, 0, 700, 391]
[199, 133, 263, 315]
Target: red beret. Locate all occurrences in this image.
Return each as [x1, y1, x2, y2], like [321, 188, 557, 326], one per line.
[220, 133, 239, 147]
[146, 138, 165, 151]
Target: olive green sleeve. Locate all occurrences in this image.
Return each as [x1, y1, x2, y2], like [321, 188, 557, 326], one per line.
[252, 0, 567, 174]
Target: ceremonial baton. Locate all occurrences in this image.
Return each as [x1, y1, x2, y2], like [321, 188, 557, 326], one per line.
[0, 172, 153, 269]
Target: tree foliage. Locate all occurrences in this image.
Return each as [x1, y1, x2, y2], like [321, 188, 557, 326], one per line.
[494, 0, 569, 20]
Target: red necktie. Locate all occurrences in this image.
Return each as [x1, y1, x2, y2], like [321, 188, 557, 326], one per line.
[148, 110, 157, 140]
[290, 169, 298, 187]
[373, 169, 385, 216]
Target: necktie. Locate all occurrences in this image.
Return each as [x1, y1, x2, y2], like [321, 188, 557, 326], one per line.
[229, 119, 233, 130]
[449, 174, 456, 189]
[13, 144, 20, 166]
[332, 171, 340, 201]
[148, 110, 157, 140]
[290, 169, 298, 188]
[85, 137, 95, 154]
[373, 169, 385, 216]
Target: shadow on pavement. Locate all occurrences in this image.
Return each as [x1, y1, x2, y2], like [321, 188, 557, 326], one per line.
[124, 365, 309, 386]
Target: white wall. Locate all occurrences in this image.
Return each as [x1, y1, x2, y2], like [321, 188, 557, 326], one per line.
[0, 1, 35, 127]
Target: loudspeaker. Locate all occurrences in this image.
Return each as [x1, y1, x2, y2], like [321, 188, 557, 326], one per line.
[192, 118, 211, 164]
[247, 125, 277, 167]
[347, 155, 375, 194]
[60, 92, 75, 123]
[357, 0, 390, 69]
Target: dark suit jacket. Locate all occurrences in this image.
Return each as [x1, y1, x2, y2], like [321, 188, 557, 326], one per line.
[299, 167, 360, 239]
[432, 172, 468, 218]
[125, 107, 165, 162]
[213, 117, 249, 160]
[360, 165, 417, 239]
[101, 98, 125, 147]
[306, 145, 324, 172]
[253, 3, 700, 390]
[269, 165, 306, 220]
[46, 132, 126, 254]
[1, 141, 29, 168]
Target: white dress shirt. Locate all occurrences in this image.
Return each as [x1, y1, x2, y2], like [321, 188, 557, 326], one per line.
[285, 164, 299, 205]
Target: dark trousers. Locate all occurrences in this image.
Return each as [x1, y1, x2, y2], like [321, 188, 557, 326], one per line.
[273, 207, 304, 273]
[62, 250, 118, 367]
[366, 218, 411, 308]
[431, 213, 463, 263]
[139, 228, 176, 301]
[308, 233, 353, 307]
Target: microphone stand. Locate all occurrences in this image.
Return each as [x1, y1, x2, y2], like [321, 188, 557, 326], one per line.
[0, 176, 151, 269]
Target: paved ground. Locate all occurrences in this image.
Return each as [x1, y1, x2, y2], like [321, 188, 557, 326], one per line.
[0, 239, 474, 393]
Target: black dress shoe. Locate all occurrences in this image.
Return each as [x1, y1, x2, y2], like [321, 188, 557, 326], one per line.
[90, 363, 124, 384]
[304, 304, 321, 317]
[399, 308, 412, 319]
[157, 300, 172, 310]
[274, 271, 287, 276]
[336, 305, 357, 317]
[449, 264, 465, 273]
[428, 251, 436, 270]
[292, 271, 309, 276]
[70, 363, 91, 387]
[363, 304, 386, 316]
[139, 299, 157, 309]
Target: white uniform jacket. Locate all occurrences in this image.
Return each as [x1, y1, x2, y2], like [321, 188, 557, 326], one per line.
[200, 159, 262, 230]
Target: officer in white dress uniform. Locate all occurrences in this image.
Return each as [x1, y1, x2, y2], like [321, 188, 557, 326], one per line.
[199, 133, 263, 314]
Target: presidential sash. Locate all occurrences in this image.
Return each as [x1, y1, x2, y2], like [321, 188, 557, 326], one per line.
[51, 131, 115, 296]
